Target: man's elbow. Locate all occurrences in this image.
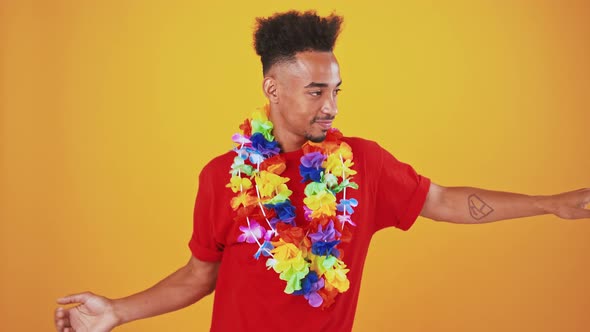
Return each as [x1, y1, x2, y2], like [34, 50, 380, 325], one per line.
[421, 182, 454, 222]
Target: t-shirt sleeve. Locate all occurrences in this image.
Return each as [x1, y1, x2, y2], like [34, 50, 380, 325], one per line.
[373, 146, 431, 232]
[188, 164, 225, 262]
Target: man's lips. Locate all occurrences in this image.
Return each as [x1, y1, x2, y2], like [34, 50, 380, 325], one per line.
[314, 118, 334, 130]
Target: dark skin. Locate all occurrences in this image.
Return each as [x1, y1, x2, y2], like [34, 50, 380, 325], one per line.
[263, 51, 342, 152]
[54, 50, 590, 332]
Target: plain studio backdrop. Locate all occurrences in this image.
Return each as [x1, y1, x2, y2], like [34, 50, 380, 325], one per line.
[1, 1, 589, 331]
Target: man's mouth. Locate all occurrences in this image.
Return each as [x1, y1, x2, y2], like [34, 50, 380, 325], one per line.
[314, 118, 334, 130]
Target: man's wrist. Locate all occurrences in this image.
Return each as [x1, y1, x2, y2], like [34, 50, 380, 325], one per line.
[110, 298, 129, 326]
[532, 194, 552, 215]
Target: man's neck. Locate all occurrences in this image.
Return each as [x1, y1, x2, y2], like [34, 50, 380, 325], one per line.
[272, 127, 306, 153]
[268, 108, 306, 153]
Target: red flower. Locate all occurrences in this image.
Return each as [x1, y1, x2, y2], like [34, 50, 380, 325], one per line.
[239, 118, 252, 136]
[260, 155, 286, 175]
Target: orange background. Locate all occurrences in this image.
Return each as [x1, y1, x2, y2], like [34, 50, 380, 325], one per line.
[1, 1, 589, 331]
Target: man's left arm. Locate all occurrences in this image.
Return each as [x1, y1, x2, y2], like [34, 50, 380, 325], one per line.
[420, 183, 590, 223]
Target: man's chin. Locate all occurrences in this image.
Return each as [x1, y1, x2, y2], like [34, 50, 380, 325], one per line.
[305, 133, 327, 143]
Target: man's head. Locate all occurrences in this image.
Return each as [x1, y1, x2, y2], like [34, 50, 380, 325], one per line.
[253, 11, 344, 149]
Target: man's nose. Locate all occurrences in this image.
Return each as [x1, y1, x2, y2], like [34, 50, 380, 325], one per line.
[321, 95, 338, 117]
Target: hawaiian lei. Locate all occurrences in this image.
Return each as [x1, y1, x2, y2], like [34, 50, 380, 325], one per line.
[227, 105, 359, 309]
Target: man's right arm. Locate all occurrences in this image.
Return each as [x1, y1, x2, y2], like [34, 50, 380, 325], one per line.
[54, 256, 219, 331]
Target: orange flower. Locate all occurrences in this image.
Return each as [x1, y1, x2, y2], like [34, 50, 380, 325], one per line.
[230, 191, 258, 210]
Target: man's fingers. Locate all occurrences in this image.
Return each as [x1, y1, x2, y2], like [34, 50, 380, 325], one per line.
[57, 291, 93, 305]
[570, 207, 590, 219]
[55, 307, 67, 331]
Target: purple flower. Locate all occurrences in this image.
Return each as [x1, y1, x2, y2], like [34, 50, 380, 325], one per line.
[250, 133, 280, 157]
[237, 220, 266, 244]
[305, 291, 324, 308]
[337, 214, 357, 227]
[309, 221, 339, 243]
[303, 206, 313, 221]
[337, 198, 358, 215]
[293, 271, 325, 307]
[300, 152, 326, 169]
[231, 133, 251, 145]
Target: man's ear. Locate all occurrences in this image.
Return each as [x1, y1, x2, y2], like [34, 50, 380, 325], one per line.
[262, 77, 279, 104]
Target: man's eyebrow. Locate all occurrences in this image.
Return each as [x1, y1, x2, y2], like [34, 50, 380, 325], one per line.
[304, 81, 343, 88]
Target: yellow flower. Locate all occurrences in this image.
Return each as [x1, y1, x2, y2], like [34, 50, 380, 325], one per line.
[322, 154, 357, 178]
[255, 171, 291, 199]
[226, 176, 252, 193]
[303, 191, 336, 217]
[335, 142, 353, 160]
[323, 259, 350, 293]
[310, 254, 337, 277]
[271, 241, 310, 294]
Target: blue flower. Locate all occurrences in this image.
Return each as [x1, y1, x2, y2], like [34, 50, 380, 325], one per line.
[250, 132, 280, 157]
[337, 198, 358, 215]
[265, 200, 296, 222]
[299, 165, 324, 182]
[293, 271, 322, 295]
[254, 240, 274, 260]
[311, 240, 341, 257]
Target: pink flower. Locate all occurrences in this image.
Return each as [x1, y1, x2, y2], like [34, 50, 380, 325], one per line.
[237, 220, 266, 244]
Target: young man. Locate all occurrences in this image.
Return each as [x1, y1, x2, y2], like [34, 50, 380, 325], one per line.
[54, 11, 590, 332]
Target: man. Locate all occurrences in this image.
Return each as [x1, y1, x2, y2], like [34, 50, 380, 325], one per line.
[54, 11, 590, 332]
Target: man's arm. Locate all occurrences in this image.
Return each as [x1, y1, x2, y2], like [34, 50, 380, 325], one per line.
[54, 256, 219, 332]
[420, 182, 590, 223]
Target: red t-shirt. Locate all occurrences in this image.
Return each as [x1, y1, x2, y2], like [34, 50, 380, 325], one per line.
[189, 137, 430, 332]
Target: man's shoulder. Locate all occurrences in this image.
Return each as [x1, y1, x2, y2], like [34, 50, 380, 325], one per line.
[200, 150, 235, 177]
[341, 136, 383, 153]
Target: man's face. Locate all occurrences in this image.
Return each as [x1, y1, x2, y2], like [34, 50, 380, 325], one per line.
[270, 51, 341, 143]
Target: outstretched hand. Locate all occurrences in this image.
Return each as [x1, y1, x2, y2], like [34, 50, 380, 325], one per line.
[545, 188, 590, 219]
[54, 292, 120, 332]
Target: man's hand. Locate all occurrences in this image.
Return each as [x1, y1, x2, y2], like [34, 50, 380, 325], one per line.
[541, 188, 590, 219]
[54, 292, 120, 332]
[53, 256, 219, 331]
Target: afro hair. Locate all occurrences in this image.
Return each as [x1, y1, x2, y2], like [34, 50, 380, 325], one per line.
[253, 10, 343, 75]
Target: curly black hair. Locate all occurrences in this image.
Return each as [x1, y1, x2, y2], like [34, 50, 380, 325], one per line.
[253, 10, 343, 75]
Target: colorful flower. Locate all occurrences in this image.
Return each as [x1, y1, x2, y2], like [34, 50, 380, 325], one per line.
[308, 221, 338, 243]
[293, 271, 325, 307]
[237, 220, 266, 244]
[230, 191, 258, 210]
[300, 152, 326, 168]
[299, 165, 324, 182]
[254, 240, 274, 259]
[303, 191, 337, 218]
[226, 175, 252, 193]
[250, 111, 274, 142]
[270, 242, 310, 294]
[311, 240, 340, 257]
[265, 200, 296, 222]
[250, 132, 280, 157]
[337, 198, 359, 215]
[228, 108, 359, 308]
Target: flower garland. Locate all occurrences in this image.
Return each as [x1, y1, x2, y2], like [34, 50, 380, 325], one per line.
[227, 105, 359, 309]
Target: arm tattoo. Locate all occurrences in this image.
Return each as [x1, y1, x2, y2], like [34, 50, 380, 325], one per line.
[468, 194, 494, 220]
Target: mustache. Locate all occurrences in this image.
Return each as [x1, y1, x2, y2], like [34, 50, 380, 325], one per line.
[313, 116, 336, 122]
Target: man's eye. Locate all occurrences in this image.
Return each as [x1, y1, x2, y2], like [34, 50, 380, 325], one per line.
[310, 91, 322, 96]
[334, 89, 342, 96]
